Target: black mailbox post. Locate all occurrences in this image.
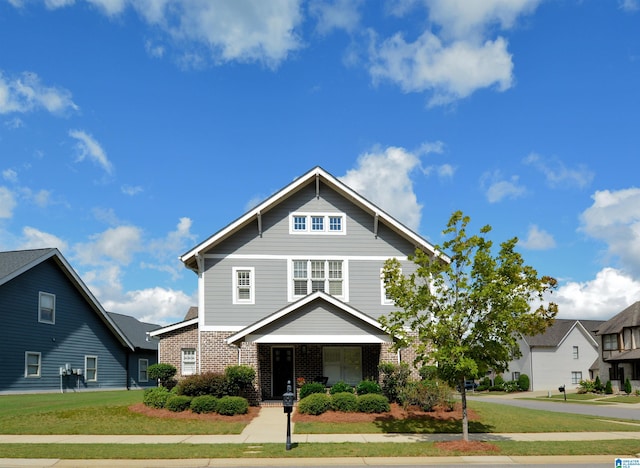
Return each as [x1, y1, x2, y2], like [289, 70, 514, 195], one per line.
[283, 380, 295, 450]
[558, 385, 566, 401]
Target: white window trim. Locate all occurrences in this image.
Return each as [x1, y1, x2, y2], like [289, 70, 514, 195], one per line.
[289, 212, 346, 235]
[182, 348, 196, 376]
[288, 258, 348, 302]
[138, 359, 149, 383]
[85, 355, 98, 382]
[38, 291, 55, 324]
[25, 351, 41, 378]
[572, 346, 579, 359]
[571, 371, 582, 385]
[232, 267, 255, 305]
[380, 267, 401, 306]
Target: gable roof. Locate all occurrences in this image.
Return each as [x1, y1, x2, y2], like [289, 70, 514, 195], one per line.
[596, 301, 640, 335]
[0, 248, 135, 351]
[226, 291, 394, 345]
[180, 166, 446, 271]
[107, 312, 160, 351]
[523, 319, 603, 348]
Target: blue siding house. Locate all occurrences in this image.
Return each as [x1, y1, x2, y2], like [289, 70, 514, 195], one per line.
[0, 248, 155, 393]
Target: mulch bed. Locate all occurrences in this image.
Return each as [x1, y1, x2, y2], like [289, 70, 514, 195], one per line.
[128, 402, 259, 422]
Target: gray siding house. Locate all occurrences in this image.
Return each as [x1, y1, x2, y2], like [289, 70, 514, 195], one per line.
[151, 166, 439, 401]
[0, 248, 156, 393]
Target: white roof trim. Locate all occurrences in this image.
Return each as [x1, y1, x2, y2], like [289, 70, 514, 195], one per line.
[149, 318, 199, 337]
[246, 334, 391, 344]
[180, 166, 446, 268]
[226, 291, 390, 345]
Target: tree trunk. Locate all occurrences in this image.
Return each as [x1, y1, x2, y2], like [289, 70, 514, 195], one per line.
[460, 383, 469, 441]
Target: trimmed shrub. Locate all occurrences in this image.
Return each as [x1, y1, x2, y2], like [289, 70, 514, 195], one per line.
[299, 382, 326, 400]
[594, 376, 604, 393]
[490, 375, 505, 391]
[356, 380, 382, 395]
[477, 377, 491, 392]
[330, 392, 358, 412]
[357, 394, 390, 413]
[517, 374, 530, 392]
[378, 362, 410, 403]
[147, 363, 177, 389]
[190, 395, 219, 414]
[298, 393, 331, 415]
[418, 365, 438, 381]
[216, 396, 249, 416]
[503, 381, 520, 393]
[143, 386, 170, 409]
[329, 381, 354, 395]
[400, 380, 438, 411]
[224, 365, 256, 396]
[624, 377, 632, 395]
[605, 380, 613, 395]
[176, 372, 229, 397]
[577, 379, 596, 394]
[165, 395, 192, 412]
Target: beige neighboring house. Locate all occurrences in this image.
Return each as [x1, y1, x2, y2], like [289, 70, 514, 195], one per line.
[596, 301, 640, 392]
[150, 167, 442, 403]
[505, 319, 603, 391]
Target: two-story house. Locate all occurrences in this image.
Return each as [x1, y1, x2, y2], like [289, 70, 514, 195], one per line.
[151, 166, 440, 402]
[505, 319, 603, 391]
[596, 301, 640, 392]
[0, 248, 158, 393]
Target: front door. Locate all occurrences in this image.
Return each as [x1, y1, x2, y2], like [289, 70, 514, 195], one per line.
[272, 347, 294, 398]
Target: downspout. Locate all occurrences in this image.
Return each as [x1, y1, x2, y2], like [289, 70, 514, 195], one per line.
[196, 253, 204, 375]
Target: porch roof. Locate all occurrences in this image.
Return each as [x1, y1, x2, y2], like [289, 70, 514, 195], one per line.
[226, 291, 394, 345]
[605, 348, 640, 362]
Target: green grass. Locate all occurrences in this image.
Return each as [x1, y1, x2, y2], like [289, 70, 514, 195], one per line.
[0, 391, 246, 435]
[0, 440, 638, 459]
[294, 400, 640, 434]
[601, 395, 640, 404]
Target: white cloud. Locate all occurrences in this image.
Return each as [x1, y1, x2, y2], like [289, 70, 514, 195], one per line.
[143, 217, 196, 279]
[2, 169, 18, 183]
[121, 184, 143, 196]
[102, 286, 195, 325]
[69, 129, 114, 175]
[523, 152, 594, 189]
[579, 188, 640, 275]
[0, 71, 78, 115]
[74, 225, 143, 266]
[0, 187, 17, 218]
[519, 224, 556, 250]
[370, 32, 513, 107]
[309, 0, 363, 35]
[554, 268, 640, 320]
[18, 226, 69, 251]
[480, 171, 526, 203]
[339, 145, 423, 231]
[619, 0, 639, 13]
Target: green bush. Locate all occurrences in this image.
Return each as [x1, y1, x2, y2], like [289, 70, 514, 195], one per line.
[357, 393, 390, 413]
[400, 380, 439, 411]
[503, 381, 520, 393]
[605, 380, 613, 395]
[356, 380, 381, 395]
[624, 377, 632, 395]
[147, 363, 177, 389]
[517, 374, 530, 392]
[378, 362, 410, 403]
[176, 372, 229, 397]
[224, 365, 256, 396]
[298, 393, 331, 415]
[577, 379, 596, 394]
[490, 375, 505, 391]
[330, 392, 358, 412]
[329, 381, 354, 394]
[143, 386, 170, 409]
[190, 395, 219, 414]
[594, 376, 604, 393]
[477, 376, 491, 392]
[216, 396, 249, 415]
[418, 365, 438, 381]
[299, 382, 326, 400]
[165, 395, 192, 412]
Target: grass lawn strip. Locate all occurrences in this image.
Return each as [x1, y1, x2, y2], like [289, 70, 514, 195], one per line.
[0, 440, 639, 459]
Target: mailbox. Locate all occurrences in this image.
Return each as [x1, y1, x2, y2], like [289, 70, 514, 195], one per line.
[558, 385, 565, 393]
[283, 381, 295, 414]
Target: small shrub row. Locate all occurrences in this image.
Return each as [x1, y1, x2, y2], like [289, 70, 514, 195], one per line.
[143, 388, 248, 415]
[297, 392, 390, 415]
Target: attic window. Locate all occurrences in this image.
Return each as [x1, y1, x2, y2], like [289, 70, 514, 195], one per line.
[38, 292, 55, 324]
[603, 334, 618, 351]
[290, 213, 345, 235]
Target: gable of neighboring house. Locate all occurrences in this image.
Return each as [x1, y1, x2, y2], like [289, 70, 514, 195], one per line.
[153, 166, 443, 401]
[507, 319, 603, 391]
[0, 248, 135, 393]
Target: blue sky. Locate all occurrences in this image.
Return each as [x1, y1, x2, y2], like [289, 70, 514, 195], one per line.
[1, 0, 640, 325]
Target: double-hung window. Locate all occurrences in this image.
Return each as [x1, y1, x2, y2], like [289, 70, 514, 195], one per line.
[292, 260, 343, 298]
[603, 334, 618, 351]
[571, 371, 582, 384]
[38, 292, 55, 324]
[85, 356, 98, 382]
[572, 346, 579, 359]
[232, 267, 254, 304]
[25, 352, 41, 378]
[290, 213, 345, 234]
[139, 359, 149, 383]
[182, 348, 196, 376]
